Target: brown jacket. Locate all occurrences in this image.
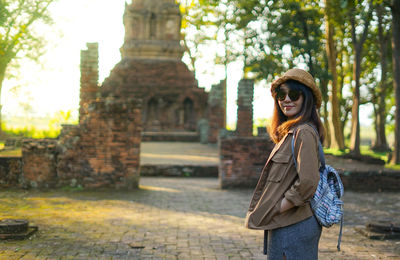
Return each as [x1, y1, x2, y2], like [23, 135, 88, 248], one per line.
[245, 124, 320, 230]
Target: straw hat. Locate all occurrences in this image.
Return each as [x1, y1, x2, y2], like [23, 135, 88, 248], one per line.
[270, 68, 322, 109]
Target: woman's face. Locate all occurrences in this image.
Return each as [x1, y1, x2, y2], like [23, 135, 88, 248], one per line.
[277, 85, 304, 119]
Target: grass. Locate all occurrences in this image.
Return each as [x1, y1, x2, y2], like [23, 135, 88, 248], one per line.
[324, 145, 400, 170]
[2, 126, 61, 139]
[0, 148, 22, 157]
[324, 145, 388, 161]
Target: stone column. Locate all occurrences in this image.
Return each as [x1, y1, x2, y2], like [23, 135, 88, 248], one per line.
[208, 80, 225, 143]
[79, 42, 99, 124]
[236, 79, 254, 137]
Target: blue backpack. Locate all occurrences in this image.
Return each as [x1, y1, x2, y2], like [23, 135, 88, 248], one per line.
[292, 128, 344, 251]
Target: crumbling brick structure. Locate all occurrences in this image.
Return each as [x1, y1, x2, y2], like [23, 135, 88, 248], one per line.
[207, 80, 226, 143]
[18, 41, 143, 189]
[0, 157, 21, 188]
[22, 139, 58, 189]
[79, 42, 99, 124]
[218, 78, 274, 188]
[7, 0, 226, 189]
[236, 79, 254, 137]
[100, 0, 209, 134]
[219, 136, 274, 188]
[57, 98, 142, 189]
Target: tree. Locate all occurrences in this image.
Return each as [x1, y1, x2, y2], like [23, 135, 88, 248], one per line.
[391, 0, 400, 164]
[179, 0, 219, 75]
[324, 0, 346, 150]
[179, 0, 234, 127]
[0, 0, 56, 131]
[368, 1, 392, 152]
[232, 1, 331, 137]
[348, 0, 373, 156]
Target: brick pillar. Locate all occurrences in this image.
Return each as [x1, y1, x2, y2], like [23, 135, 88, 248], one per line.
[79, 98, 142, 189]
[208, 80, 226, 143]
[80, 42, 99, 124]
[236, 79, 254, 137]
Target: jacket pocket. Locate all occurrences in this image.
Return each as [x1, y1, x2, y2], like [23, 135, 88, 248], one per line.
[267, 153, 291, 183]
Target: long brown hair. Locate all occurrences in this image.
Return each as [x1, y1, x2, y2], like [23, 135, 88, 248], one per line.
[269, 80, 325, 144]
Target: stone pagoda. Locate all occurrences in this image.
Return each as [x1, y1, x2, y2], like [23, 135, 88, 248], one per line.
[100, 0, 209, 134]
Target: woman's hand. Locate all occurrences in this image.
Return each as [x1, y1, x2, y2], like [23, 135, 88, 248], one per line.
[280, 197, 294, 213]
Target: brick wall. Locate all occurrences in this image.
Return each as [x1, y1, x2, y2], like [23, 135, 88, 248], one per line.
[219, 136, 274, 188]
[0, 157, 22, 188]
[22, 139, 58, 189]
[57, 98, 142, 189]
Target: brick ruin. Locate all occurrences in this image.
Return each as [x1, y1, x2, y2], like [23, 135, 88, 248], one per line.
[0, 0, 226, 189]
[101, 0, 209, 136]
[219, 79, 274, 188]
[236, 79, 254, 137]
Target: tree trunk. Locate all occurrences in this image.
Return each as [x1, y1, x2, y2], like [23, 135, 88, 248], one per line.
[338, 39, 347, 143]
[349, 3, 372, 156]
[350, 51, 362, 156]
[391, 0, 400, 164]
[325, 2, 345, 150]
[373, 4, 390, 152]
[322, 81, 331, 148]
[0, 66, 5, 135]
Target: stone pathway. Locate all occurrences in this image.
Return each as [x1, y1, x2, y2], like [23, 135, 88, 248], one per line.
[0, 177, 399, 259]
[141, 142, 219, 166]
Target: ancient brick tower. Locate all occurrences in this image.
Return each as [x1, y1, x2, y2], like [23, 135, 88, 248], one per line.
[100, 0, 208, 135]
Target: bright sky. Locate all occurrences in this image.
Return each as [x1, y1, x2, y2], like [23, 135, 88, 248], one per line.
[2, 0, 274, 127]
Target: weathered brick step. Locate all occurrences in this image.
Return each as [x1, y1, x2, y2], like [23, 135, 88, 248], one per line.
[140, 164, 218, 177]
[141, 131, 200, 142]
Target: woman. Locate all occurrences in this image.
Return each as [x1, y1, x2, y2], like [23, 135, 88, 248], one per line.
[245, 68, 325, 260]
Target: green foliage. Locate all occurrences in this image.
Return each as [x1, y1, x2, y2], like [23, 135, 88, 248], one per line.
[324, 145, 389, 162]
[0, 0, 57, 130]
[0, 0, 56, 66]
[3, 125, 60, 139]
[178, 0, 220, 73]
[231, 0, 330, 88]
[2, 110, 77, 139]
[253, 117, 271, 135]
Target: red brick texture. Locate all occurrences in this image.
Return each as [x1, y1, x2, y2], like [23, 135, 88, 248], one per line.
[21, 139, 58, 189]
[79, 43, 99, 124]
[219, 136, 274, 188]
[236, 79, 254, 137]
[207, 81, 226, 143]
[57, 98, 142, 189]
[100, 58, 208, 132]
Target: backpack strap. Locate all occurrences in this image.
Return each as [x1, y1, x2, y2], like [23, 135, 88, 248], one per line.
[338, 216, 343, 251]
[263, 230, 268, 255]
[325, 165, 345, 198]
[291, 127, 325, 169]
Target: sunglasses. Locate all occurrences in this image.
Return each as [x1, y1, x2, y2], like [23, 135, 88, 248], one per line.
[275, 89, 302, 101]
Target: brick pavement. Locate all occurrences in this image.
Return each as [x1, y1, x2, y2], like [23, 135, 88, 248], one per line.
[140, 142, 219, 166]
[0, 177, 399, 259]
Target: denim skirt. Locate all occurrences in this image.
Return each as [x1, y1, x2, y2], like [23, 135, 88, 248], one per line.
[267, 215, 322, 260]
